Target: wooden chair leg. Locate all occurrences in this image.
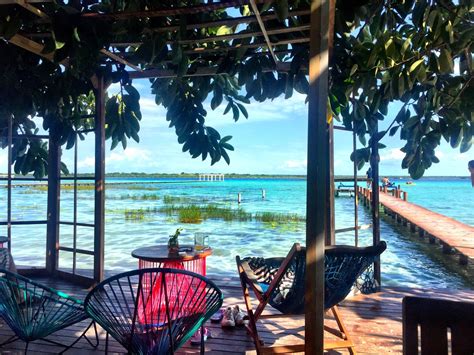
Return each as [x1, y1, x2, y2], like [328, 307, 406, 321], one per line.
[330, 306, 356, 355]
[239, 269, 263, 353]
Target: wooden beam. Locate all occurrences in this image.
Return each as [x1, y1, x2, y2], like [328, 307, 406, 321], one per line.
[15, 0, 48, 19]
[182, 37, 308, 56]
[81, 0, 273, 20]
[127, 62, 294, 80]
[306, 1, 330, 355]
[249, 0, 279, 64]
[46, 125, 60, 275]
[100, 48, 142, 71]
[93, 74, 106, 283]
[150, 9, 310, 34]
[111, 25, 309, 47]
[0, 0, 52, 3]
[7, 34, 54, 61]
[371, 122, 381, 286]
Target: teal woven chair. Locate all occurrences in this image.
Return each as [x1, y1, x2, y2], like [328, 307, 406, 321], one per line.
[84, 268, 223, 354]
[0, 270, 98, 353]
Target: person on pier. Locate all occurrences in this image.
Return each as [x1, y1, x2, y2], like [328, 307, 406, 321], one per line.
[469, 160, 474, 187]
[366, 167, 372, 188]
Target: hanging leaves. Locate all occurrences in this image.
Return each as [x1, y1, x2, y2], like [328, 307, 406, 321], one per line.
[0, 0, 472, 178]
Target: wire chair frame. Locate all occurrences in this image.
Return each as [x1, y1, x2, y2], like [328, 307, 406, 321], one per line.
[0, 269, 99, 353]
[84, 268, 223, 354]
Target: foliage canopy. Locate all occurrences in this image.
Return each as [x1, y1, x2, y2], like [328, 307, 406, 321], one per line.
[0, 0, 472, 179]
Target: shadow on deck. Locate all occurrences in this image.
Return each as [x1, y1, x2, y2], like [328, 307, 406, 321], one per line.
[0, 275, 473, 354]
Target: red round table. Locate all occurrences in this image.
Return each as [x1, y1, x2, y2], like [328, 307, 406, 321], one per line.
[131, 244, 212, 275]
[131, 245, 213, 325]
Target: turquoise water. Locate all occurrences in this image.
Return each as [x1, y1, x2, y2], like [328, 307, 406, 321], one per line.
[0, 177, 472, 289]
[390, 177, 473, 225]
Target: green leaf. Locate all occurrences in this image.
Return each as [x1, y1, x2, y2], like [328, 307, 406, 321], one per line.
[220, 136, 232, 144]
[439, 48, 454, 73]
[236, 103, 248, 119]
[232, 104, 240, 121]
[409, 59, 424, 73]
[221, 149, 230, 165]
[223, 102, 232, 115]
[216, 26, 233, 36]
[450, 126, 463, 148]
[275, 0, 289, 21]
[389, 126, 399, 136]
[3, 14, 21, 40]
[124, 85, 140, 101]
[350, 64, 358, 77]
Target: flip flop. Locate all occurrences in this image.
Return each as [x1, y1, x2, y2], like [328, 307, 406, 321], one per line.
[210, 308, 224, 323]
[190, 327, 211, 345]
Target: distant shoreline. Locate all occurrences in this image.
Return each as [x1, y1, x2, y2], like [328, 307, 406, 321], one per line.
[0, 173, 469, 180]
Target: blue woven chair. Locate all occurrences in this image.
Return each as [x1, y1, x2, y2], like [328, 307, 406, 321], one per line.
[0, 270, 98, 353]
[237, 242, 387, 354]
[84, 268, 223, 354]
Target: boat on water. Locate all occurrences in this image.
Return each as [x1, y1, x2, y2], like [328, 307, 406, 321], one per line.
[405, 181, 416, 186]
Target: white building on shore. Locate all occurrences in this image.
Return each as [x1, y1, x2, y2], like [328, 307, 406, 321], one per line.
[198, 173, 225, 181]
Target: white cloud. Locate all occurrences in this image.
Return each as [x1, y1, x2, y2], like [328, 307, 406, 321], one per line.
[0, 151, 7, 174]
[108, 147, 152, 162]
[77, 157, 95, 169]
[283, 159, 307, 169]
[380, 148, 405, 162]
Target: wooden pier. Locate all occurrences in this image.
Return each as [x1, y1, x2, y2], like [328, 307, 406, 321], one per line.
[359, 187, 474, 267]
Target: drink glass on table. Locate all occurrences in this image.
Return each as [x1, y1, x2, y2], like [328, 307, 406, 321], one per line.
[194, 233, 209, 251]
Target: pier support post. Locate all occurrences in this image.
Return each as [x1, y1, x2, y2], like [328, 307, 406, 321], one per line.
[459, 255, 468, 266]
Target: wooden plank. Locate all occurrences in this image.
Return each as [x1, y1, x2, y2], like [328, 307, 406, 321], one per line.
[7, 34, 54, 61]
[110, 25, 310, 47]
[15, 0, 48, 18]
[81, 0, 273, 20]
[93, 75, 106, 283]
[376, 192, 474, 262]
[150, 9, 311, 34]
[0, 275, 472, 354]
[306, 0, 330, 354]
[46, 126, 60, 274]
[100, 49, 142, 71]
[248, 0, 278, 64]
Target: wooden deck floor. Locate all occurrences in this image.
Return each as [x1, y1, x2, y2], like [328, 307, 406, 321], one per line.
[0, 276, 473, 354]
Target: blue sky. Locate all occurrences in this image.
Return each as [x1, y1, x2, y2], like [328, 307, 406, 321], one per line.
[1, 78, 472, 176]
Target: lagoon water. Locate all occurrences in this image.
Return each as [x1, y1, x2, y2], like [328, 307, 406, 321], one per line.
[1, 177, 472, 289]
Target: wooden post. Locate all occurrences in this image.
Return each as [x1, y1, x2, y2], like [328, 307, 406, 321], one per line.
[93, 74, 106, 283]
[238, 192, 242, 204]
[46, 124, 61, 274]
[327, 122, 335, 245]
[306, 0, 330, 353]
[370, 124, 381, 288]
[403, 191, 408, 201]
[6, 116, 12, 252]
[353, 130, 359, 247]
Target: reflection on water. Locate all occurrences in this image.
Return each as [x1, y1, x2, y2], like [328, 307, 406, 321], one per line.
[0, 178, 470, 289]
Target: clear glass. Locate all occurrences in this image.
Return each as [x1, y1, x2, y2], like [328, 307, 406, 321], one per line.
[194, 233, 209, 251]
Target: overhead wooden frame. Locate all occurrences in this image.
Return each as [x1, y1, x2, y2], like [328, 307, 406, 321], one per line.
[0, 1, 338, 354]
[2, 0, 311, 78]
